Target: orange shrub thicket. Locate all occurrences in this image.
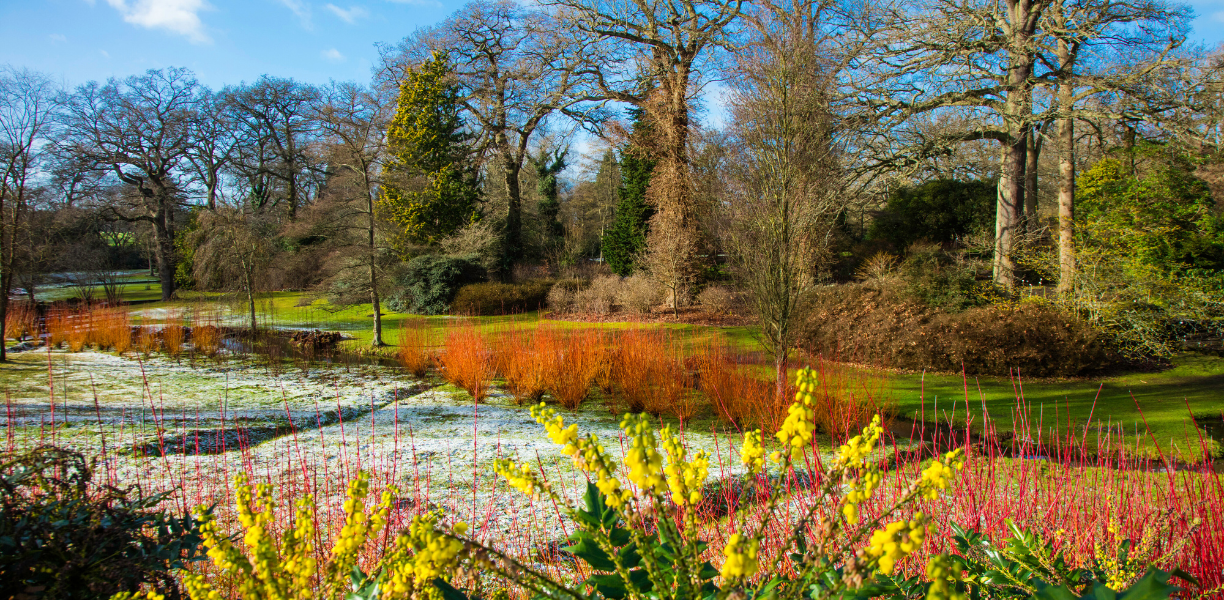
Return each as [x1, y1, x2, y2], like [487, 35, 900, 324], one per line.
[4, 301, 36, 340]
[163, 322, 185, 357]
[499, 327, 553, 404]
[696, 342, 786, 432]
[545, 329, 603, 410]
[397, 318, 435, 377]
[45, 307, 70, 349]
[137, 327, 160, 355]
[65, 307, 91, 352]
[610, 328, 698, 419]
[440, 324, 495, 401]
[90, 307, 131, 352]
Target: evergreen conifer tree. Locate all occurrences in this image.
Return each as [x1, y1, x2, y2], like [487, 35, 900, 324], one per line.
[602, 109, 656, 276]
[378, 52, 479, 248]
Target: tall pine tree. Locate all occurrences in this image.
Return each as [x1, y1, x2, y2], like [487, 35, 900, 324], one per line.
[602, 109, 656, 276]
[379, 52, 480, 248]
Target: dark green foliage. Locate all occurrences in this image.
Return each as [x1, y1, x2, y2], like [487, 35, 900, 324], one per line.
[602, 110, 656, 276]
[898, 244, 988, 311]
[799, 285, 1115, 376]
[869, 179, 996, 250]
[450, 280, 553, 315]
[532, 148, 567, 246]
[0, 446, 203, 599]
[386, 254, 487, 315]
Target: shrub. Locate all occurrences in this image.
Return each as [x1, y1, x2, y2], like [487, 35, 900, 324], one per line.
[616, 274, 660, 314]
[610, 328, 697, 418]
[498, 328, 553, 404]
[547, 279, 589, 314]
[450, 280, 552, 316]
[397, 318, 435, 377]
[387, 254, 487, 315]
[544, 329, 603, 410]
[440, 325, 495, 401]
[799, 285, 1115, 377]
[0, 446, 203, 599]
[696, 284, 741, 314]
[898, 243, 989, 312]
[575, 275, 621, 315]
[4, 301, 37, 341]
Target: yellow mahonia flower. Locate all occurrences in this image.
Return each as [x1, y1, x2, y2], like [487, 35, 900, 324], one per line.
[741, 429, 765, 475]
[720, 532, 760, 580]
[866, 513, 927, 575]
[920, 449, 965, 500]
[494, 459, 544, 497]
[836, 415, 884, 470]
[622, 413, 667, 495]
[384, 513, 467, 600]
[925, 554, 966, 600]
[841, 467, 882, 526]
[660, 425, 710, 506]
[773, 368, 819, 462]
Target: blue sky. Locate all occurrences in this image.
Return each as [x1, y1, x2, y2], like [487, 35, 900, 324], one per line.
[2, 0, 1223, 91]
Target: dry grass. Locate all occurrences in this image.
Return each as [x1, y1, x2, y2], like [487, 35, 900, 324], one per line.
[396, 318, 435, 378]
[440, 324, 495, 401]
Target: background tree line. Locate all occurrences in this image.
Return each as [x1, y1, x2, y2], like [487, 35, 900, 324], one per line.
[2, 0, 1223, 382]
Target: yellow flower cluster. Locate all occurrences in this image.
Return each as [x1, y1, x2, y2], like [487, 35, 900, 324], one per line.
[772, 367, 819, 462]
[523, 402, 629, 506]
[622, 413, 667, 496]
[493, 459, 544, 497]
[841, 467, 882, 526]
[720, 533, 760, 580]
[108, 591, 167, 600]
[925, 554, 967, 600]
[740, 429, 765, 475]
[332, 472, 394, 568]
[835, 415, 884, 470]
[660, 425, 709, 506]
[384, 513, 468, 600]
[185, 472, 397, 600]
[865, 513, 927, 575]
[920, 449, 965, 500]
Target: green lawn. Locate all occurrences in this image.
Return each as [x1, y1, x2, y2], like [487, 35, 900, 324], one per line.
[86, 286, 1224, 461]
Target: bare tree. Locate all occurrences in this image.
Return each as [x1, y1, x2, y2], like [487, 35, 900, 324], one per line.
[723, 0, 844, 399]
[61, 68, 200, 301]
[187, 89, 241, 210]
[313, 82, 393, 346]
[226, 77, 321, 220]
[550, 0, 745, 304]
[0, 67, 60, 360]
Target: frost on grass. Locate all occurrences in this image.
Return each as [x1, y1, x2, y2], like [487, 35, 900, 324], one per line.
[2, 349, 755, 551]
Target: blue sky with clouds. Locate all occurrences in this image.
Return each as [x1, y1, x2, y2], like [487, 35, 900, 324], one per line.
[2, 0, 1223, 91]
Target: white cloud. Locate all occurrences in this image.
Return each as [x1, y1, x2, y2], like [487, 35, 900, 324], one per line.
[105, 0, 212, 44]
[100, 49, 111, 58]
[277, 0, 313, 29]
[325, 4, 368, 23]
[322, 48, 345, 62]
[49, 33, 68, 43]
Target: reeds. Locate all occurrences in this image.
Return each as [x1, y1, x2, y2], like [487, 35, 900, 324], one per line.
[440, 323, 495, 401]
[396, 318, 435, 378]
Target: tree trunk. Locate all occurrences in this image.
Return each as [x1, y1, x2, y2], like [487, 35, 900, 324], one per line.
[1025, 127, 1040, 227]
[994, 132, 1027, 289]
[152, 202, 177, 301]
[369, 194, 384, 347]
[1056, 37, 1076, 296]
[503, 153, 522, 271]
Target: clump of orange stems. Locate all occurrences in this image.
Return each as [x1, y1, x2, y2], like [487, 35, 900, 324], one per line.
[189, 311, 222, 356]
[92, 307, 132, 353]
[609, 328, 697, 419]
[695, 341, 788, 432]
[498, 327, 552, 404]
[63, 306, 91, 352]
[44, 306, 71, 349]
[163, 321, 185, 357]
[544, 328, 604, 410]
[137, 327, 160, 355]
[4, 301, 37, 341]
[440, 323, 495, 401]
[397, 318, 435, 377]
